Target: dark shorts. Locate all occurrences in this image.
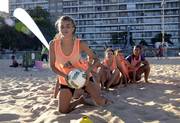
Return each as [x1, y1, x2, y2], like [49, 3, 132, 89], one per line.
[59, 77, 94, 95]
[59, 84, 75, 95]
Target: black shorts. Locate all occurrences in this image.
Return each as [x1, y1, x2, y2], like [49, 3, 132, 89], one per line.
[59, 77, 94, 95]
[59, 84, 75, 95]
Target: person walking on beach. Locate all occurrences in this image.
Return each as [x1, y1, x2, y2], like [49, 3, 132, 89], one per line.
[49, 16, 111, 113]
[9, 55, 19, 67]
[41, 46, 49, 62]
[126, 45, 150, 83]
[162, 42, 168, 58]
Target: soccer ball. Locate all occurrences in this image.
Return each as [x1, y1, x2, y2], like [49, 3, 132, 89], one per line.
[67, 69, 87, 89]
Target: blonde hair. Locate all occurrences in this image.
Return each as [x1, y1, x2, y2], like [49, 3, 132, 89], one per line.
[104, 48, 114, 57]
[105, 48, 114, 54]
[114, 48, 122, 56]
[55, 16, 76, 35]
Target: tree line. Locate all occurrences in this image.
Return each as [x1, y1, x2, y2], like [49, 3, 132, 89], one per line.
[0, 6, 56, 51]
[0, 6, 174, 51]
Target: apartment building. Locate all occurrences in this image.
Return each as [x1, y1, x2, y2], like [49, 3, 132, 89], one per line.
[9, 0, 48, 15]
[8, 0, 180, 48]
[50, 0, 180, 48]
[48, 0, 63, 22]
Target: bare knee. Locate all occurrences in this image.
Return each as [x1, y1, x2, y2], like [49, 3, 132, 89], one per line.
[58, 107, 69, 113]
[144, 63, 150, 70]
[58, 89, 72, 113]
[113, 69, 120, 77]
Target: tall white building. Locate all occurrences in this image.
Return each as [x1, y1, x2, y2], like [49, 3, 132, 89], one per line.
[9, 0, 48, 15]
[8, 0, 180, 48]
[48, 0, 63, 22]
[50, 0, 180, 48]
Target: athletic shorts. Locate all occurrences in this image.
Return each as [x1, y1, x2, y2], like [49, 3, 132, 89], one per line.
[59, 77, 94, 95]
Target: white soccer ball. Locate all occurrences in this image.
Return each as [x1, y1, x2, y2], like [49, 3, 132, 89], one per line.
[67, 69, 87, 89]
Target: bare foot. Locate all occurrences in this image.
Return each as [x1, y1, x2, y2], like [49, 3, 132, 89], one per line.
[103, 99, 113, 106]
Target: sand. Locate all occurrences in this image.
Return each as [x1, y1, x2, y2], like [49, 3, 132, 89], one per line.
[0, 57, 179, 123]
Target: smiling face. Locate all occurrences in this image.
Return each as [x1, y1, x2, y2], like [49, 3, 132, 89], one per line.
[56, 16, 76, 38]
[105, 50, 113, 59]
[59, 20, 75, 37]
[133, 46, 141, 56]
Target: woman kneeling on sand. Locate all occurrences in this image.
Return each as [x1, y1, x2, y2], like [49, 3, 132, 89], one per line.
[49, 16, 111, 113]
[126, 45, 150, 83]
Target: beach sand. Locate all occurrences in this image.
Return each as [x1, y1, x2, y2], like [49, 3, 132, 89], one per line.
[0, 57, 179, 123]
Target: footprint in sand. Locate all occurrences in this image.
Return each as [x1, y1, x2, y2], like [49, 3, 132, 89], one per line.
[12, 93, 29, 99]
[6, 100, 16, 104]
[0, 113, 20, 122]
[9, 89, 23, 95]
[0, 92, 12, 96]
[30, 105, 47, 116]
[23, 104, 32, 109]
[140, 110, 168, 121]
[36, 85, 49, 90]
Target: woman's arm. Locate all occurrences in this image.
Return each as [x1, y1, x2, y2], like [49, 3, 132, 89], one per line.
[80, 41, 99, 74]
[49, 40, 67, 79]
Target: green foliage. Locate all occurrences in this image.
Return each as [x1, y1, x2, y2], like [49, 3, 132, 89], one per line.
[110, 32, 127, 44]
[0, 24, 40, 50]
[111, 32, 119, 44]
[0, 6, 56, 50]
[139, 39, 148, 46]
[28, 6, 56, 41]
[151, 32, 173, 45]
[110, 32, 134, 47]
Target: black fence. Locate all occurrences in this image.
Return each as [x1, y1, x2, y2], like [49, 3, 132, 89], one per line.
[0, 51, 41, 68]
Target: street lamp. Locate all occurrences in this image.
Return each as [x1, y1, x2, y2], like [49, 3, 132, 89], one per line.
[161, 0, 165, 45]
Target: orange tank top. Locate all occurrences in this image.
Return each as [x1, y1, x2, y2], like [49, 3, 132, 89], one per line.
[53, 38, 88, 85]
[131, 56, 141, 71]
[117, 55, 130, 79]
[103, 56, 117, 71]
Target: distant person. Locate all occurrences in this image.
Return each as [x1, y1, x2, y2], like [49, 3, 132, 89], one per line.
[126, 45, 150, 83]
[162, 42, 168, 58]
[9, 55, 19, 67]
[139, 40, 148, 56]
[41, 46, 48, 62]
[158, 43, 164, 58]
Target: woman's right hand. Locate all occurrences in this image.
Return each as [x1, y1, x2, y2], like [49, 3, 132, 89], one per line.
[64, 75, 68, 82]
[63, 61, 74, 68]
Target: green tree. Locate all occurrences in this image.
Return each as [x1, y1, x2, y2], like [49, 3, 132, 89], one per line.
[111, 32, 119, 44]
[110, 31, 135, 48]
[28, 6, 56, 42]
[139, 39, 148, 46]
[151, 32, 174, 45]
[110, 32, 127, 44]
[0, 6, 56, 50]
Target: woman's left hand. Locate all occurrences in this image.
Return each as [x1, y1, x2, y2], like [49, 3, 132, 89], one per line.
[84, 70, 91, 86]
